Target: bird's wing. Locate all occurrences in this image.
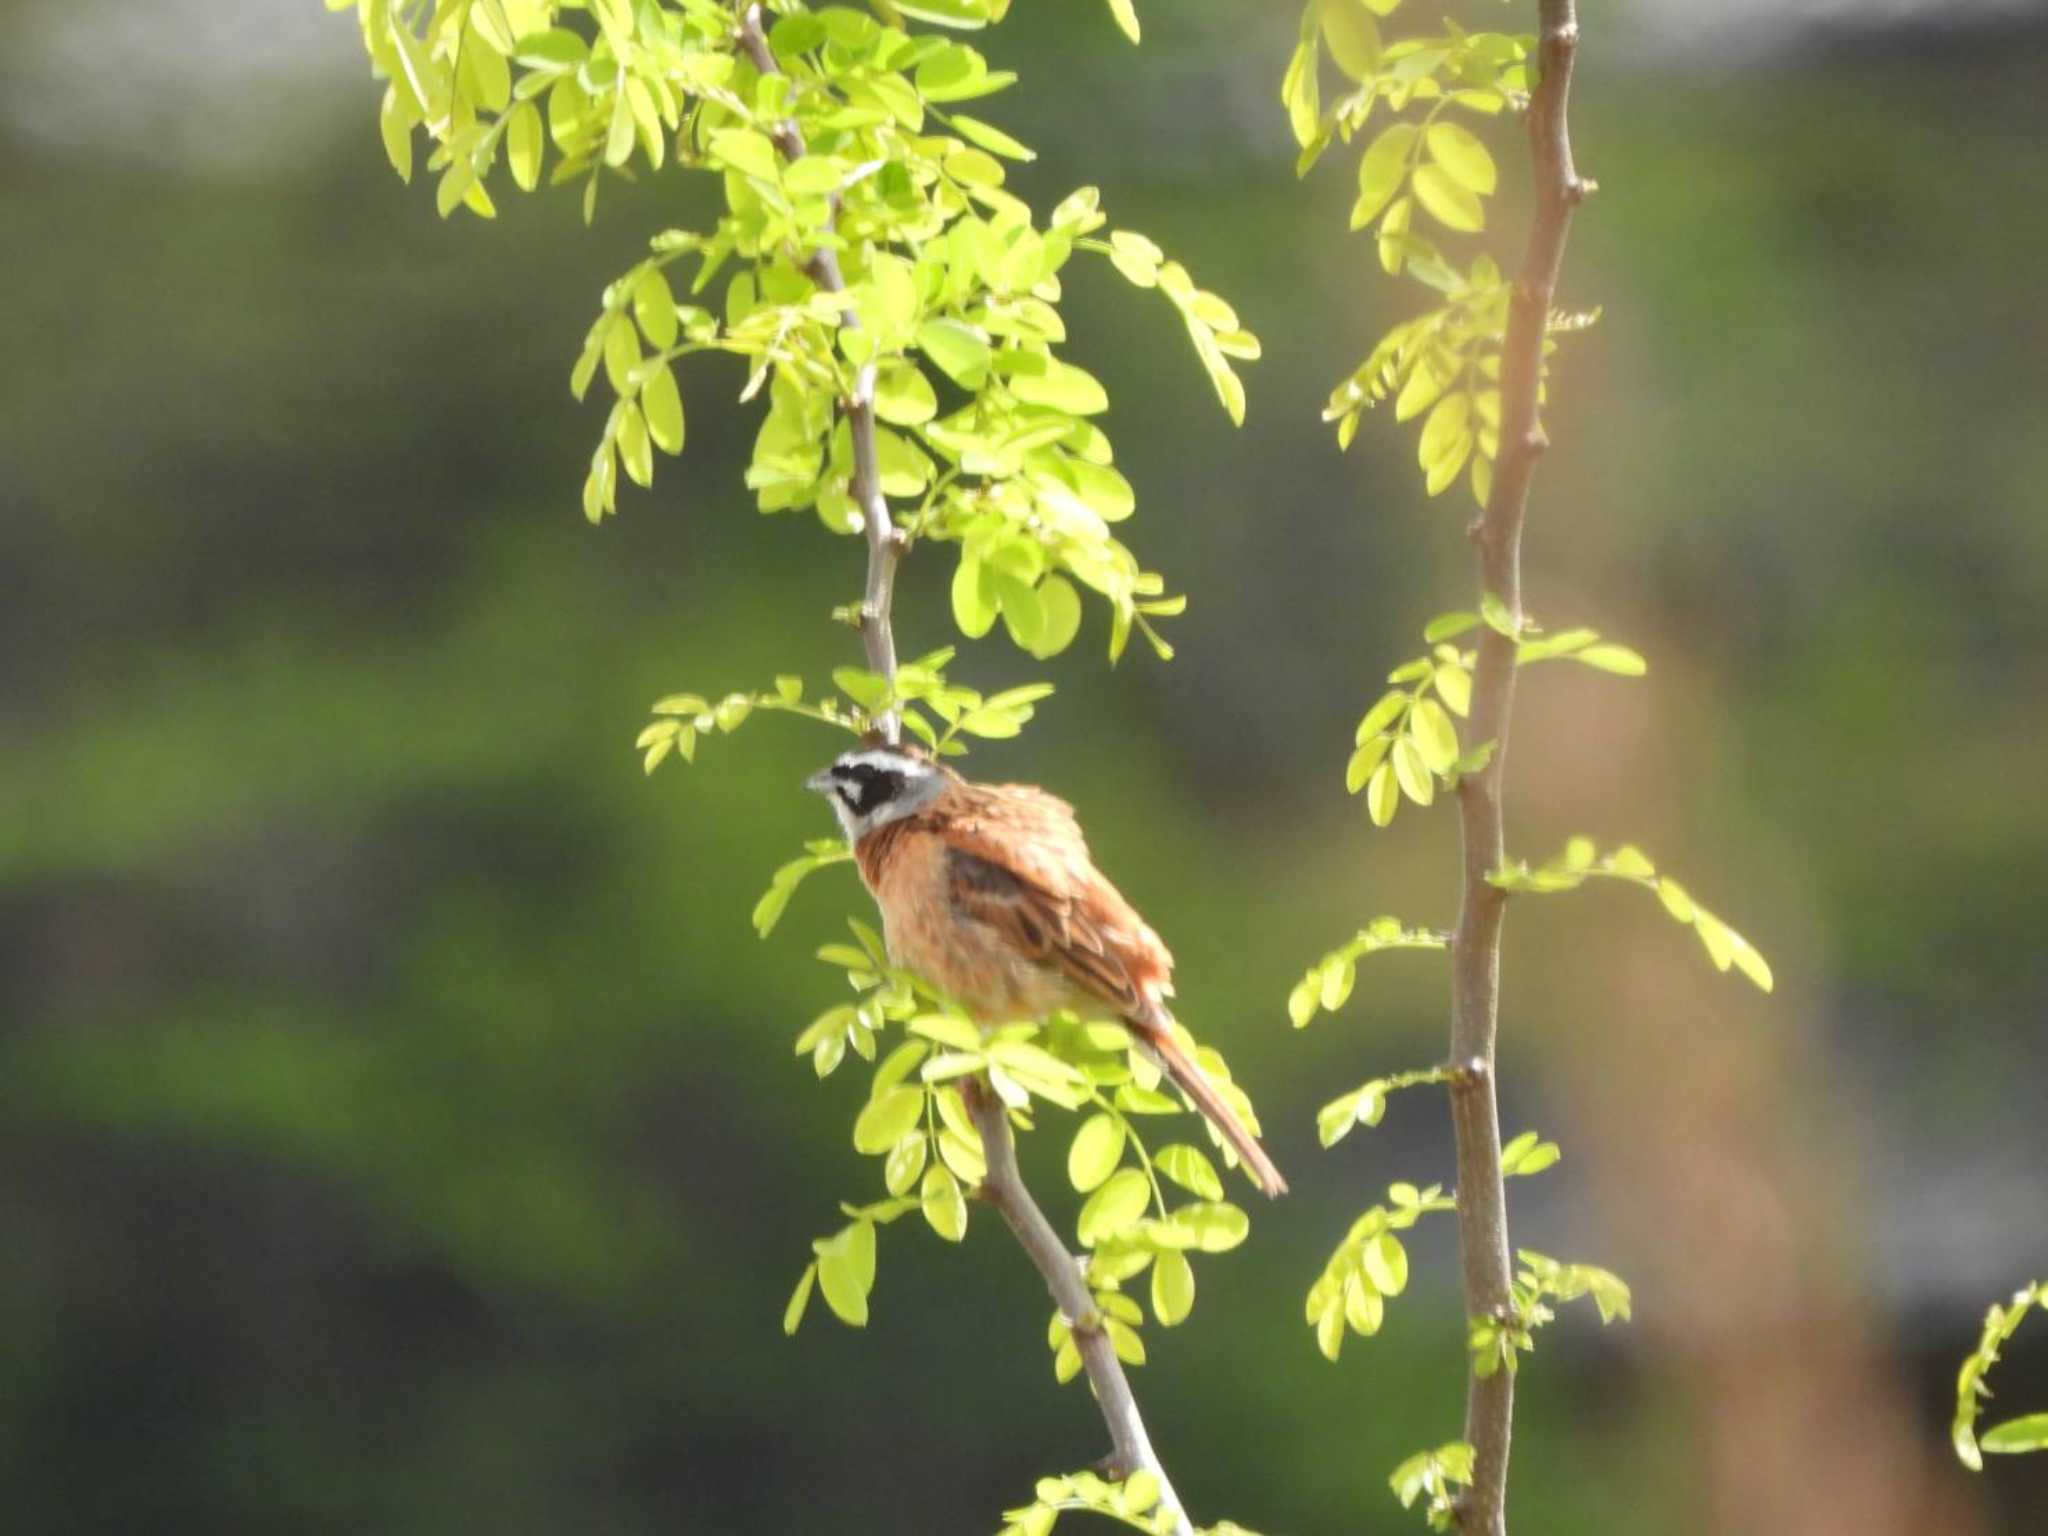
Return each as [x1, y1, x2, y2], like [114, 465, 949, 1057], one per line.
[940, 785, 1172, 1016]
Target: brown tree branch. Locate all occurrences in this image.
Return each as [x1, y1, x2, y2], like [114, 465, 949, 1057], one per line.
[962, 1080, 1195, 1536]
[1446, 5, 1587, 1534]
[738, 4, 903, 739]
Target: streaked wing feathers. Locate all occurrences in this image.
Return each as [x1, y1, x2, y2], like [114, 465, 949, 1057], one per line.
[938, 782, 1172, 1016]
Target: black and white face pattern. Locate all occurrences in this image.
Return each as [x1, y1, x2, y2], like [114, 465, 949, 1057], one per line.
[804, 747, 944, 844]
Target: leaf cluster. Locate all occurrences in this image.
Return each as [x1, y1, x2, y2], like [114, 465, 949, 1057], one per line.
[1344, 607, 1644, 829]
[1305, 1130, 1565, 1363]
[1490, 838, 1775, 993]
[636, 648, 1053, 776]
[1280, 1, 1574, 502]
[1387, 1440, 1474, 1532]
[335, 0, 1255, 664]
[1468, 1243, 1631, 1380]
[1287, 916, 1446, 1028]
[1304, 1178, 1452, 1361]
[782, 922, 1264, 1359]
[998, 1467, 1264, 1536]
[1954, 1280, 2048, 1470]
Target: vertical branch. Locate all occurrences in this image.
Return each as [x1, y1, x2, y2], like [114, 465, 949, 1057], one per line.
[737, 5, 904, 740]
[963, 1082, 1195, 1536]
[1445, 5, 1585, 1535]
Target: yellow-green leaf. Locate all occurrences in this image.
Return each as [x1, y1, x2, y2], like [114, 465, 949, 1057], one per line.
[853, 1086, 925, 1154]
[1067, 1112, 1126, 1193]
[1077, 1167, 1150, 1246]
[1426, 120, 1498, 195]
[1412, 164, 1485, 232]
[921, 1164, 968, 1241]
[1151, 1250, 1195, 1326]
[641, 363, 685, 455]
[1356, 125, 1418, 235]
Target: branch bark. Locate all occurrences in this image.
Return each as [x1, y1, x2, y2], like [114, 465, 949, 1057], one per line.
[1446, 6, 1585, 1535]
[963, 1080, 1195, 1536]
[738, 5, 903, 739]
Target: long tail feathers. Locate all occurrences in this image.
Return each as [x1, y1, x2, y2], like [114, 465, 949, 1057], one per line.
[1136, 1020, 1288, 1199]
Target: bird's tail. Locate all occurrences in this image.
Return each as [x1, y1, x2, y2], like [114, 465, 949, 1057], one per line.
[1134, 1012, 1288, 1199]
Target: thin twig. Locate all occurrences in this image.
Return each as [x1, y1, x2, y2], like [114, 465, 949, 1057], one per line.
[738, 4, 904, 739]
[963, 1080, 1195, 1536]
[1446, 5, 1586, 1535]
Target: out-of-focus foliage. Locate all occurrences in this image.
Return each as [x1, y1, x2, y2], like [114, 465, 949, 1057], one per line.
[1, 0, 2045, 1532]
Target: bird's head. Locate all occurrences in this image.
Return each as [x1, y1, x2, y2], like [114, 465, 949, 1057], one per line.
[804, 742, 947, 844]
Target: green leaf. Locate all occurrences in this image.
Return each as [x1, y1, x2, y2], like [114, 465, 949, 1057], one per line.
[1410, 698, 1460, 774]
[1151, 1250, 1195, 1327]
[1576, 643, 1648, 675]
[1317, 1092, 1362, 1149]
[640, 363, 685, 455]
[917, 318, 991, 390]
[921, 1164, 969, 1241]
[947, 115, 1034, 164]
[1028, 575, 1082, 659]
[854, 1086, 926, 1155]
[1077, 1167, 1151, 1246]
[1357, 691, 1408, 743]
[505, 100, 542, 191]
[909, 1013, 983, 1051]
[874, 362, 938, 426]
[1363, 1232, 1409, 1295]
[708, 127, 781, 182]
[815, 1224, 873, 1326]
[616, 401, 653, 488]
[1067, 1112, 1127, 1193]
[1433, 663, 1472, 716]
[1391, 737, 1434, 805]
[1010, 359, 1109, 415]
[951, 554, 999, 639]
[1155, 1143, 1223, 1201]
[783, 1262, 817, 1335]
[1425, 121, 1498, 196]
[1107, 230, 1162, 288]
[1169, 1201, 1249, 1253]
[1983, 1413, 2048, 1455]
[1318, 0, 1382, 79]
[1353, 122, 1417, 230]
[1366, 761, 1399, 827]
[1346, 737, 1389, 795]
[1411, 164, 1485, 232]
[1419, 391, 1472, 469]
[884, 1131, 929, 1197]
[632, 266, 678, 349]
[602, 314, 639, 397]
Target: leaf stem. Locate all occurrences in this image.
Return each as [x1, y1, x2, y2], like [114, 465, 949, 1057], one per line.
[738, 4, 904, 741]
[1444, 6, 1586, 1535]
[962, 1079, 1194, 1536]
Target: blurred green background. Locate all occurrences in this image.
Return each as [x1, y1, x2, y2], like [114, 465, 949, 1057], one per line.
[3, 1, 2044, 1531]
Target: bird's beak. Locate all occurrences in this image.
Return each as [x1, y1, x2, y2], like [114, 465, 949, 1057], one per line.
[803, 769, 836, 795]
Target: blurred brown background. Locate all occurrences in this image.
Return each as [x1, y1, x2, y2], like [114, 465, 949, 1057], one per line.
[1, 1, 2044, 1531]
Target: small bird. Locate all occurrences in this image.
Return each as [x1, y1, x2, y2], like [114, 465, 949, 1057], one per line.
[806, 742, 1287, 1197]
